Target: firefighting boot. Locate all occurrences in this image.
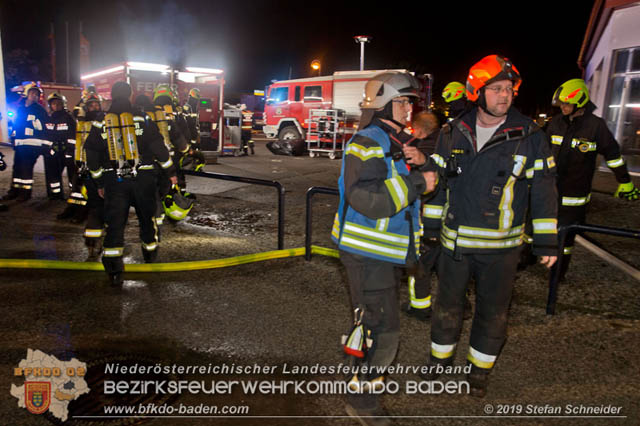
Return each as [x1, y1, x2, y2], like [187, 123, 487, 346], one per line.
[419, 353, 453, 381]
[467, 371, 489, 398]
[16, 189, 31, 202]
[142, 249, 158, 264]
[109, 272, 123, 287]
[57, 205, 77, 220]
[70, 206, 88, 224]
[401, 301, 432, 322]
[1, 188, 18, 201]
[85, 238, 101, 261]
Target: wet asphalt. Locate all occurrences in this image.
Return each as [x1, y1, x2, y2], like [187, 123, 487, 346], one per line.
[0, 140, 639, 425]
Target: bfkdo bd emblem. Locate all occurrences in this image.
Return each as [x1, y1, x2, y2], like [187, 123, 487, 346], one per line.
[25, 381, 51, 415]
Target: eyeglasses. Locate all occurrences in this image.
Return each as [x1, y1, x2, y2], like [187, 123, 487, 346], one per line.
[392, 99, 413, 106]
[485, 86, 514, 95]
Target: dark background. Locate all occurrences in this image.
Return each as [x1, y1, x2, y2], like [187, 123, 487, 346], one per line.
[1, 0, 592, 115]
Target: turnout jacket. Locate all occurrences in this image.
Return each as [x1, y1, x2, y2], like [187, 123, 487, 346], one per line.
[46, 110, 76, 151]
[425, 106, 558, 256]
[546, 102, 630, 207]
[12, 101, 49, 147]
[332, 119, 426, 264]
[84, 99, 176, 189]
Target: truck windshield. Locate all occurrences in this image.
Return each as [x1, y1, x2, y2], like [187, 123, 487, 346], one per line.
[267, 87, 288, 105]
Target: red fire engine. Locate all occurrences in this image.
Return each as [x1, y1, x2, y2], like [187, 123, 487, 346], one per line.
[80, 62, 224, 152]
[263, 70, 431, 159]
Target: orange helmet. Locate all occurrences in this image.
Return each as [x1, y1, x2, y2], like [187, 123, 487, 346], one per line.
[465, 55, 521, 102]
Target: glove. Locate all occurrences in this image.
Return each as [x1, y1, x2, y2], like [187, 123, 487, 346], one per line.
[615, 182, 640, 201]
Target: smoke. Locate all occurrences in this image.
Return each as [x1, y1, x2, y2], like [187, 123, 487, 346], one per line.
[114, 0, 226, 70]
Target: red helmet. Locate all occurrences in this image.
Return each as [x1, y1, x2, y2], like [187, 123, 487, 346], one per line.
[465, 55, 521, 102]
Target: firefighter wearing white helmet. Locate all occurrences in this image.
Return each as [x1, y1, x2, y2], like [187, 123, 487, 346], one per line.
[546, 78, 638, 281]
[45, 92, 76, 203]
[332, 71, 436, 424]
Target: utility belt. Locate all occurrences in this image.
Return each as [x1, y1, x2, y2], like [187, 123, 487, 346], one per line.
[105, 162, 156, 179]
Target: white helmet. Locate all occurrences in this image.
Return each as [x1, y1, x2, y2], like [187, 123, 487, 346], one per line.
[360, 71, 420, 110]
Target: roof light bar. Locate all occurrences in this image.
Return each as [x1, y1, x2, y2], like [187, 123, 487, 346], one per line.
[185, 67, 224, 74]
[81, 65, 125, 80]
[126, 62, 170, 72]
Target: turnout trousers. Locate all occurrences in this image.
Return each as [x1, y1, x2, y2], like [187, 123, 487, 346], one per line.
[340, 250, 401, 411]
[430, 247, 521, 375]
[408, 241, 440, 310]
[83, 175, 105, 245]
[10, 145, 63, 199]
[101, 169, 159, 275]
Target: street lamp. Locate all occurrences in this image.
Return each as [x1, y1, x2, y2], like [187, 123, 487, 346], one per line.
[311, 59, 321, 76]
[353, 35, 371, 71]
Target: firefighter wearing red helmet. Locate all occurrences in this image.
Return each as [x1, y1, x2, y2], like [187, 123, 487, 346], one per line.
[1, 83, 59, 202]
[421, 55, 558, 397]
[546, 78, 638, 281]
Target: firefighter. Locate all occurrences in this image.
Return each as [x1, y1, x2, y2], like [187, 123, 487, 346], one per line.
[85, 81, 176, 286]
[547, 78, 638, 280]
[421, 55, 558, 397]
[44, 93, 78, 217]
[442, 81, 467, 120]
[78, 93, 107, 258]
[151, 84, 189, 227]
[402, 112, 473, 322]
[241, 105, 255, 155]
[332, 71, 436, 424]
[2, 83, 60, 201]
[181, 88, 206, 172]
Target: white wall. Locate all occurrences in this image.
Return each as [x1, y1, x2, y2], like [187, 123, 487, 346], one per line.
[585, 4, 640, 116]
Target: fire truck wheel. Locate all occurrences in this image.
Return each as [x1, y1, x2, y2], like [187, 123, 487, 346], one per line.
[278, 126, 301, 141]
[328, 152, 337, 160]
[309, 151, 316, 158]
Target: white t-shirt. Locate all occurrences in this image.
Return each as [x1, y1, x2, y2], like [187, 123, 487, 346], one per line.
[476, 119, 505, 151]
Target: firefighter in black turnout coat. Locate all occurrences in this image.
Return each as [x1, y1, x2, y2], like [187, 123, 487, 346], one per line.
[85, 82, 176, 286]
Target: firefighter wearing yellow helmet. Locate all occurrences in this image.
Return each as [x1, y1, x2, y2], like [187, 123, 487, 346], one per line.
[181, 87, 206, 172]
[546, 78, 638, 281]
[151, 83, 190, 227]
[441, 81, 467, 119]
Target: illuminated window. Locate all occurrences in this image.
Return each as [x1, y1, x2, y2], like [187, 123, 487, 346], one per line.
[267, 87, 289, 105]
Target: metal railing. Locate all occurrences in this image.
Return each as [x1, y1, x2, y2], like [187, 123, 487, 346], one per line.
[305, 186, 338, 260]
[547, 223, 640, 315]
[183, 170, 285, 250]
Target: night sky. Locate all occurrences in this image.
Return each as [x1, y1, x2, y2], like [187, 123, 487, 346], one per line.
[1, 0, 592, 115]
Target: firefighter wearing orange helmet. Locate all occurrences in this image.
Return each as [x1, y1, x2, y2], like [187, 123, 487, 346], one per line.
[546, 78, 638, 281]
[421, 55, 558, 397]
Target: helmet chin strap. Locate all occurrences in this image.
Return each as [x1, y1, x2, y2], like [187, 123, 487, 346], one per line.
[375, 102, 407, 131]
[477, 91, 502, 118]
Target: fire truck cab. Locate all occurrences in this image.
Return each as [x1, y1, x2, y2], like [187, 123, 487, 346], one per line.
[263, 70, 431, 142]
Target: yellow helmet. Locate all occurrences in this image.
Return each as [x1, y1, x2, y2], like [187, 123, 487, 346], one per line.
[442, 81, 466, 103]
[552, 78, 589, 108]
